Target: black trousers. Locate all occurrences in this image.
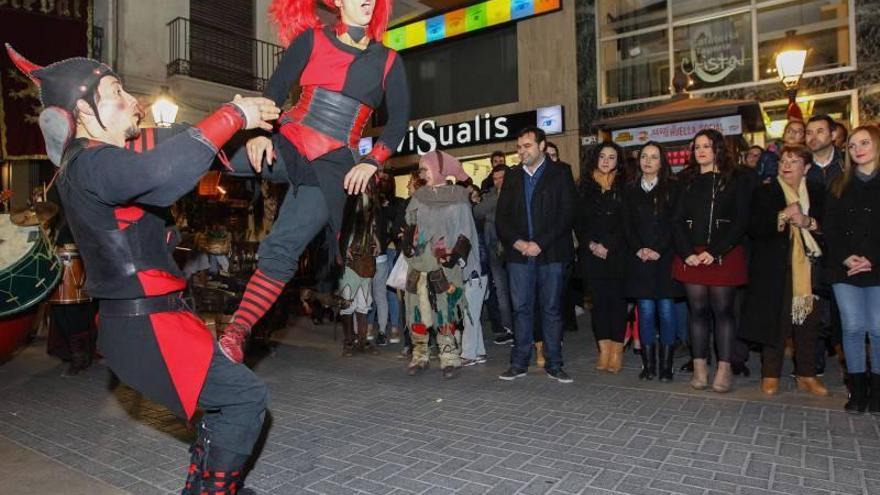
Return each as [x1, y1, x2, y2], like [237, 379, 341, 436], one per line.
[589, 278, 628, 343]
[762, 298, 820, 379]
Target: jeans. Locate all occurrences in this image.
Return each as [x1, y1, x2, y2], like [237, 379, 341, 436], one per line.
[637, 298, 677, 346]
[508, 261, 564, 371]
[368, 254, 390, 334]
[832, 283, 880, 374]
[461, 276, 488, 360]
[386, 248, 401, 331]
[488, 245, 513, 332]
[674, 300, 689, 344]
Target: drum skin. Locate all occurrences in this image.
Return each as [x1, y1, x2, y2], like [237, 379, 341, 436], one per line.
[0, 309, 35, 362]
[0, 215, 62, 318]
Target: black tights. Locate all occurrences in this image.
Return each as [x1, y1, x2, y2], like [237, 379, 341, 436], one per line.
[684, 284, 737, 362]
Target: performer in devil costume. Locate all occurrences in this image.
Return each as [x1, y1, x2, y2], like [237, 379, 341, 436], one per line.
[6, 45, 279, 494]
[220, 0, 409, 362]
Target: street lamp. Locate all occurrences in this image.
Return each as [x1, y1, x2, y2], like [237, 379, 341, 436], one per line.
[151, 86, 178, 127]
[775, 30, 808, 104]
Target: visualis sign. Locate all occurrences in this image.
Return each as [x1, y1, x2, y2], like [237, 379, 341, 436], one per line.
[387, 105, 564, 156]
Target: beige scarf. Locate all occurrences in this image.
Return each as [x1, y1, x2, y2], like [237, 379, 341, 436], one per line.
[777, 177, 822, 324]
[593, 169, 616, 192]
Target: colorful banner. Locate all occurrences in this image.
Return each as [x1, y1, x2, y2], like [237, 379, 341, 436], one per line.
[486, 0, 511, 26]
[384, 0, 560, 51]
[425, 16, 445, 42]
[0, 2, 93, 160]
[445, 9, 467, 37]
[465, 3, 488, 32]
[511, 0, 535, 19]
[611, 115, 744, 146]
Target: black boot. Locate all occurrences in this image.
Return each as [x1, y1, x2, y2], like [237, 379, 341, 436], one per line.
[659, 344, 674, 382]
[845, 373, 868, 415]
[356, 312, 379, 355]
[341, 314, 354, 357]
[182, 422, 254, 495]
[65, 331, 91, 376]
[639, 345, 656, 380]
[869, 373, 880, 415]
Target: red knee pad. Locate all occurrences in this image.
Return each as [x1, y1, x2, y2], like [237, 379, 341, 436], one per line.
[411, 323, 428, 335]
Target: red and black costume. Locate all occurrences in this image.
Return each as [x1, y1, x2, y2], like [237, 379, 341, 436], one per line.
[7, 44, 267, 494]
[222, 0, 409, 361]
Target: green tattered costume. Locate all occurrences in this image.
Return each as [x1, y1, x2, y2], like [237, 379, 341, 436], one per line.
[403, 185, 480, 369]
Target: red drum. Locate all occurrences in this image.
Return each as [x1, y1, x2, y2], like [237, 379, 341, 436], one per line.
[48, 244, 91, 304]
[0, 310, 36, 362]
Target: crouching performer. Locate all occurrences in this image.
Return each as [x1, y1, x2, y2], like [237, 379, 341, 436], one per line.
[7, 44, 279, 494]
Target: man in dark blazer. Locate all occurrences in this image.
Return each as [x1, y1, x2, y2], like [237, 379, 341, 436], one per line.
[496, 126, 577, 383]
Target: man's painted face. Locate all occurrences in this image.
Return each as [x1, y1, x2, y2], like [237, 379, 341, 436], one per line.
[92, 76, 142, 139]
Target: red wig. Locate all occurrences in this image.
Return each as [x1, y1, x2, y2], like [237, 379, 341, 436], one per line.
[270, 0, 393, 47]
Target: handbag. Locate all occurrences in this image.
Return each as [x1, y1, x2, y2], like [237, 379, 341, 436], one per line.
[386, 254, 409, 291]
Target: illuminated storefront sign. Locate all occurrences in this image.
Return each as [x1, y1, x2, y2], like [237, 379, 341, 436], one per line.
[394, 105, 564, 155]
[611, 115, 743, 146]
[384, 0, 562, 51]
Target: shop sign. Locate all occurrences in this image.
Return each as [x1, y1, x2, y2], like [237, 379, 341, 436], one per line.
[611, 115, 742, 146]
[395, 105, 564, 155]
[680, 17, 747, 84]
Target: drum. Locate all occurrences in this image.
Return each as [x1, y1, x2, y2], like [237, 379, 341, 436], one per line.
[0, 214, 62, 318]
[48, 244, 91, 304]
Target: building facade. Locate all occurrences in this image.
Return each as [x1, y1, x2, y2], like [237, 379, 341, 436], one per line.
[576, 0, 880, 164]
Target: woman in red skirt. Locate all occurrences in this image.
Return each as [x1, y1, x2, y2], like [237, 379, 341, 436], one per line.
[672, 129, 751, 392]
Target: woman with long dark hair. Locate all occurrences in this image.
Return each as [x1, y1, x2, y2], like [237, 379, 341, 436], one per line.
[338, 187, 380, 356]
[825, 125, 880, 414]
[672, 129, 750, 392]
[622, 142, 682, 381]
[577, 142, 629, 373]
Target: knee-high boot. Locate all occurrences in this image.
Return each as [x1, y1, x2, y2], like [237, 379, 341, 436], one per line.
[341, 314, 355, 357]
[356, 312, 378, 355]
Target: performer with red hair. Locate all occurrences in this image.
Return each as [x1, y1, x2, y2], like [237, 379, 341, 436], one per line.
[222, 0, 410, 362]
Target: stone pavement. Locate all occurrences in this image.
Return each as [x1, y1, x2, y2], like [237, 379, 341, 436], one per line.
[1, 316, 878, 495]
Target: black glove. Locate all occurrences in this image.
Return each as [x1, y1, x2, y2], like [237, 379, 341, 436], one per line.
[442, 235, 472, 268]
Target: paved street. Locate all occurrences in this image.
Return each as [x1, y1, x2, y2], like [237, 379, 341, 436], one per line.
[1, 315, 878, 495]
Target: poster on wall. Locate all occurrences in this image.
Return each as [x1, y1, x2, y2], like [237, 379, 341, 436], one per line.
[611, 115, 743, 146]
[0, 1, 93, 160]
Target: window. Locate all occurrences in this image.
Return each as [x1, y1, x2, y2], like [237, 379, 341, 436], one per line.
[673, 12, 752, 91]
[601, 29, 670, 103]
[757, 0, 850, 79]
[597, 0, 854, 106]
[598, 0, 667, 38]
[402, 25, 518, 119]
[761, 91, 857, 140]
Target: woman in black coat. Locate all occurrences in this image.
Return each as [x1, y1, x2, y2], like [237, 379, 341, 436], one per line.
[577, 142, 628, 374]
[622, 141, 683, 381]
[740, 145, 827, 397]
[825, 124, 880, 414]
[672, 129, 751, 393]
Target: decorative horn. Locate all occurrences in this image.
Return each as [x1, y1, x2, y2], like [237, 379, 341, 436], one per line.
[5, 43, 43, 86]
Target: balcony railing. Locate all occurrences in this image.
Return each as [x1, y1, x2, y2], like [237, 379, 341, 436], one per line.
[167, 17, 284, 92]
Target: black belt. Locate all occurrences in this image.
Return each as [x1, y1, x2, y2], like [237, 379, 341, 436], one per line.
[99, 292, 192, 317]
